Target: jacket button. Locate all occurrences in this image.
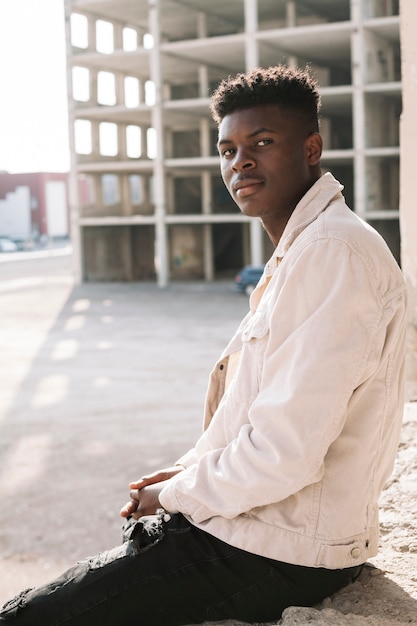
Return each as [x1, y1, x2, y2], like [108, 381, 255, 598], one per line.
[350, 547, 361, 559]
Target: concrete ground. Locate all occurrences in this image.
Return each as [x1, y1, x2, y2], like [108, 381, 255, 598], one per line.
[0, 250, 248, 603]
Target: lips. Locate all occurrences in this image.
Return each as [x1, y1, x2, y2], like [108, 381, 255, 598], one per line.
[234, 178, 264, 198]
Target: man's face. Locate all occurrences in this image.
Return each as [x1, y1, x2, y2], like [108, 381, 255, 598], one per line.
[217, 104, 321, 241]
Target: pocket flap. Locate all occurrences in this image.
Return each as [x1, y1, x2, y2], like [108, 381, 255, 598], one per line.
[241, 311, 269, 342]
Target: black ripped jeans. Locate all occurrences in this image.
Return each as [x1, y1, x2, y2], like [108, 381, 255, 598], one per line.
[0, 513, 361, 625]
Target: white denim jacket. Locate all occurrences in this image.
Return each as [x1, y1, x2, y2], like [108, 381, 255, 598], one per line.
[160, 173, 406, 569]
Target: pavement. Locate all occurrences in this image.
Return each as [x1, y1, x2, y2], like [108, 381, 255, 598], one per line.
[0, 250, 248, 603]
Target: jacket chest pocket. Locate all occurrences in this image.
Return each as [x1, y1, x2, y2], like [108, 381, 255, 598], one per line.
[241, 310, 269, 343]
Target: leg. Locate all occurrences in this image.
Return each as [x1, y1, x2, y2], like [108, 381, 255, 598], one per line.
[0, 513, 360, 626]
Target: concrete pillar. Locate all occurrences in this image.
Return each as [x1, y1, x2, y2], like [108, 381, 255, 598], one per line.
[201, 171, 214, 281]
[141, 122, 148, 156]
[64, 1, 83, 283]
[198, 65, 209, 98]
[87, 13, 96, 52]
[121, 227, 133, 280]
[95, 173, 103, 208]
[118, 124, 127, 160]
[350, 0, 367, 220]
[120, 174, 131, 217]
[200, 117, 211, 158]
[244, 0, 264, 266]
[139, 79, 146, 105]
[200, 115, 214, 280]
[400, 0, 417, 399]
[114, 22, 123, 50]
[286, 1, 296, 27]
[148, 0, 168, 287]
[197, 12, 207, 39]
[244, 0, 258, 71]
[203, 225, 214, 281]
[91, 120, 100, 158]
[115, 73, 124, 107]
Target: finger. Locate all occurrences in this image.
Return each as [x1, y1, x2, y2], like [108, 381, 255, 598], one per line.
[128, 466, 184, 490]
[129, 489, 141, 501]
[128, 478, 148, 489]
[119, 500, 138, 518]
[130, 468, 175, 488]
[129, 473, 163, 489]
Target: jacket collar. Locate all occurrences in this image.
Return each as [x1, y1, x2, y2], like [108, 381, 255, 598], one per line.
[265, 172, 344, 275]
[249, 173, 344, 311]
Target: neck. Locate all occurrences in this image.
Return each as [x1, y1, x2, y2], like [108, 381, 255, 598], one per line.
[263, 170, 322, 247]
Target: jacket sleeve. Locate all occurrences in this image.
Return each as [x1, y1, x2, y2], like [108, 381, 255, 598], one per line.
[160, 237, 399, 522]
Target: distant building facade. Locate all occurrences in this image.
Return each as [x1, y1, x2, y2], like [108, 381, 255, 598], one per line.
[64, 0, 401, 284]
[0, 172, 69, 245]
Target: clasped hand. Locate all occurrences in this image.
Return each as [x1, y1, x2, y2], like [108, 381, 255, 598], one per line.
[119, 466, 183, 519]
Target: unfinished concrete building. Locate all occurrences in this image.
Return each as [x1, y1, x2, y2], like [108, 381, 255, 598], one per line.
[64, 0, 401, 284]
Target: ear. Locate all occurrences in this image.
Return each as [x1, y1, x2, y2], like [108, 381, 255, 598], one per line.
[305, 132, 322, 166]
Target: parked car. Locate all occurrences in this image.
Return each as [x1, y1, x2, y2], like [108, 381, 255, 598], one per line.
[0, 237, 18, 252]
[235, 264, 265, 295]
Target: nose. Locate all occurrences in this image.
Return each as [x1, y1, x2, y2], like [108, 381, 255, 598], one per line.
[232, 148, 256, 172]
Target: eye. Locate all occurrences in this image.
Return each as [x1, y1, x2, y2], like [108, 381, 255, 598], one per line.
[221, 147, 235, 157]
[256, 138, 272, 147]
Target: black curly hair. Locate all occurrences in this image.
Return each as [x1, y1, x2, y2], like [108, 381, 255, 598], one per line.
[210, 65, 321, 133]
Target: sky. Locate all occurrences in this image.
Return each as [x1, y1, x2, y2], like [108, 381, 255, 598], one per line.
[0, 0, 70, 173]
